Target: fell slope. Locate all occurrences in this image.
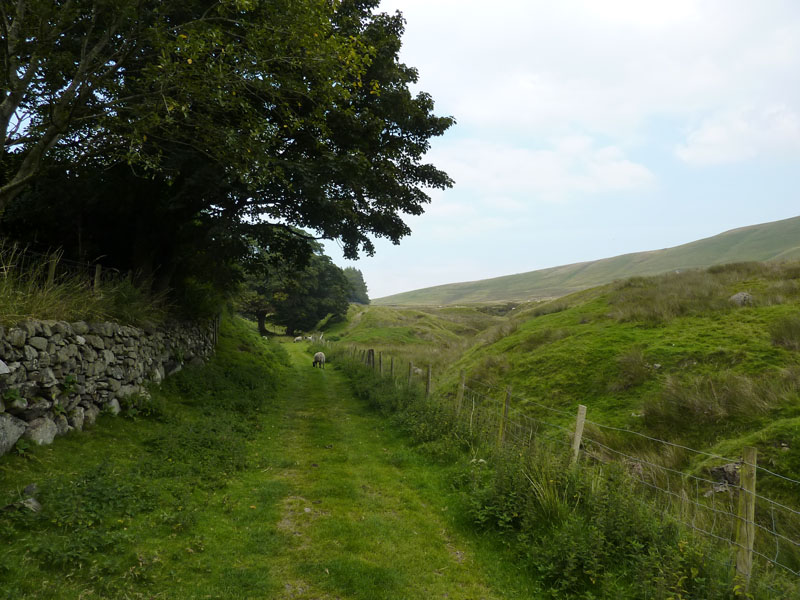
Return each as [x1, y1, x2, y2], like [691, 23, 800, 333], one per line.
[374, 215, 800, 305]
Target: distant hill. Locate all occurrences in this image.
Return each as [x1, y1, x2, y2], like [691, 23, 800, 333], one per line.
[373, 215, 800, 305]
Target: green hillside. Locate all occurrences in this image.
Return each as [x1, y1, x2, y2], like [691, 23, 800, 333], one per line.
[374, 215, 800, 305]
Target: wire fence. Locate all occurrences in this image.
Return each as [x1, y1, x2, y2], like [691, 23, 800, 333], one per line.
[337, 344, 800, 592]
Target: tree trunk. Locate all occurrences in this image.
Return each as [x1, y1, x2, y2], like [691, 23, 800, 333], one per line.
[256, 312, 268, 336]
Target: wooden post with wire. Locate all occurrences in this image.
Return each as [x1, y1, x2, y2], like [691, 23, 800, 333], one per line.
[93, 264, 102, 293]
[455, 369, 466, 416]
[497, 386, 511, 447]
[425, 365, 432, 398]
[735, 446, 757, 587]
[570, 404, 587, 466]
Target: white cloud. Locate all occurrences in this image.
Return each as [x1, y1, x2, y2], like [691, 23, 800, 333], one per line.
[429, 137, 654, 202]
[384, 1, 800, 143]
[676, 105, 800, 165]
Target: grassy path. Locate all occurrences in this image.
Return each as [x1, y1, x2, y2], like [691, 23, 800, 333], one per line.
[0, 325, 536, 599]
[193, 342, 522, 599]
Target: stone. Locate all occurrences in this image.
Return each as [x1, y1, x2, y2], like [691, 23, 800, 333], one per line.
[84, 335, 105, 349]
[18, 321, 38, 337]
[83, 403, 100, 427]
[21, 497, 42, 513]
[23, 417, 58, 446]
[23, 483, 39, 496]
[0, 359, 9, 376]
[6, 396, 28, 415]
[8, 328, 26, 348]
[71, 321, 90, 335]
[0, 413, 26, 455]
[107, 398, 121, 416]
[54, 414, 70, 435]
[68, 406, 85, 431]
[102, 349, 115, 364]
[21, 398, 51, 420]
[74, 335, 86, 346]
[710, 462, 740, 486]
[37, 351, 51, 368]
[38, 368, 58, 388]
[729, 291, 753, 307]
[22, 345, 38, 362]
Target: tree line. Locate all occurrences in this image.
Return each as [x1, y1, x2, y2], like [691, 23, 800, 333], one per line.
[0, 0, 451, 333]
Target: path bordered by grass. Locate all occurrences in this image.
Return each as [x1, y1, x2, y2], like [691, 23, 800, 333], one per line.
[0, 325, 536, 599]
[206, 341, 516, 600]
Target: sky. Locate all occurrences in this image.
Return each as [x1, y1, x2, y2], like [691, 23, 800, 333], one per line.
[323, 0, 800, 299]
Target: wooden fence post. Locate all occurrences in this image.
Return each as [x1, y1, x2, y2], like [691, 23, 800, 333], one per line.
[379, 352, 383, 375]
[46, 253, 58, 287]
[497, 386, 511, 447]
[735, 446, 757, 586]
[93, 264, 102, 293]
[367, 349, 374, 369]
[570, 404, 587, 466]
[425, 365, 432, 398]
[455, 369, 466, 416]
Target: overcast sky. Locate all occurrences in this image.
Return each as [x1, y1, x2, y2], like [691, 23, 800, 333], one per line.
[323, 0, 800, 299]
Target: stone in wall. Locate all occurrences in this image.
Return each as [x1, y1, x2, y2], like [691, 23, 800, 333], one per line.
[0, 318, 217, 456]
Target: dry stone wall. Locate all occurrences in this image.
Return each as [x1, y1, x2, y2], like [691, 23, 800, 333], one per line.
[0, 319, 216, 456]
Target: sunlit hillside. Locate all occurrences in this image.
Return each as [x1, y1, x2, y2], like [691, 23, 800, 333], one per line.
[374, 215, 800, 305]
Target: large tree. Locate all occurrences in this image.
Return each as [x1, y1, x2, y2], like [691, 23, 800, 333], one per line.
[1, 0, 454, 305]
[343, 267, 370, 304]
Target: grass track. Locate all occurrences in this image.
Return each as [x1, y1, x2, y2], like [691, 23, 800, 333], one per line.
[0, 325, 537, 599]
[234, 341, 528, 599]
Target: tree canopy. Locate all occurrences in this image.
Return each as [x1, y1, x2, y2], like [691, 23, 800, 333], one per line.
[0, 0, 453, 315]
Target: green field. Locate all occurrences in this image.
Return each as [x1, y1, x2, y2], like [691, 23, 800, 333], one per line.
[374, 214, 800, 305]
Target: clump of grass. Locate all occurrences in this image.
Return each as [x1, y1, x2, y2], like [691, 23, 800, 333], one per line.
[608, 270, 729, 324]
[771, 314, 800, 350]
[642, 370, 790, 430]
[609, 345, 650, 391]
[0, 243, 168, 326]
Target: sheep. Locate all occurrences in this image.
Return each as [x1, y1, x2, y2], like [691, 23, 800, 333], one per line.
[313, 351, 326, 369]
[293, 336, 303, 343]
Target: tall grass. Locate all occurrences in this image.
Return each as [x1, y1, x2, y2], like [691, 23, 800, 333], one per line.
[0, 243, 168, 327]
[608, 261, 800, 324]
[331, 350, 797, 599]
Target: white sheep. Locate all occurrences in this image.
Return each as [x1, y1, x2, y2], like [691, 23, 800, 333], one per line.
[313, 351, 326, 369]
[293, 336, 303, 343]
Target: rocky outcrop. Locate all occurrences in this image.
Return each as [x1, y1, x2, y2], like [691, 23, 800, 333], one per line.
[0, 319, 216, 456]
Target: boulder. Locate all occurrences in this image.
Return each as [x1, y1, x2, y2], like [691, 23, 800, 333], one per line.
[23, 417, 58, 446]
[729, 292, 753, 307]
[0, 359, 10, 376]
[0, 413, 26, 455]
